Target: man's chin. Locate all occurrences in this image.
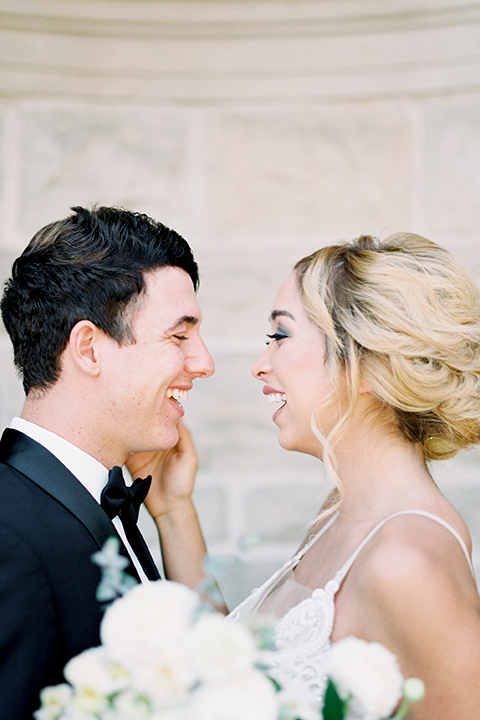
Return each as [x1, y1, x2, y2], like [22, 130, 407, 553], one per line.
[154, 424, 180, 450]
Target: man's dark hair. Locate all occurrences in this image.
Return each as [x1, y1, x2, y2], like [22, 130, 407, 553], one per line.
[1, 205, 199, 394]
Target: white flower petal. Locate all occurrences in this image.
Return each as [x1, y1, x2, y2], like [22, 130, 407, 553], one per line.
[64, 647, 128, 696]
[188, 614, 258, 681]
[100, 581, 200, 666]
[323, 637, 404, 720]
[130, 644, 194, 705]
[189, 670, 279, 720]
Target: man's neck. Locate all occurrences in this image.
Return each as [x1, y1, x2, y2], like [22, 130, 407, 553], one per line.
[20, 395, 125, 469]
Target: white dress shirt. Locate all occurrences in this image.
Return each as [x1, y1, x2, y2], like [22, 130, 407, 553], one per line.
[10, 417, 150, 584]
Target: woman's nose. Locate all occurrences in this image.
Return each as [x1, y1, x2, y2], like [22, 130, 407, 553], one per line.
[251, 345, 271, 380]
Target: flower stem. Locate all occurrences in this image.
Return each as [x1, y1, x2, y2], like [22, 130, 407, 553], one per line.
[392, 698, 411, 720]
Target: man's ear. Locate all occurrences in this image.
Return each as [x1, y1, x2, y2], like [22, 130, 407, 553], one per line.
[67, 320, 102, 376]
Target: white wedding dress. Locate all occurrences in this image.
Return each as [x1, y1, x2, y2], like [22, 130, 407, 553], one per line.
[228, 510, 474, 703]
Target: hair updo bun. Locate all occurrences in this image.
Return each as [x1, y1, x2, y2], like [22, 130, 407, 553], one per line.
[295, 233, 480, 461]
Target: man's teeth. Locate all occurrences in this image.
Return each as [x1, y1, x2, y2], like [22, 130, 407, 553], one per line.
[268, 393, 286, 404]
[167, 388, 188, 404]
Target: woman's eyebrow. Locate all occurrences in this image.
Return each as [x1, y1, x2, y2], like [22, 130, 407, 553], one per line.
[269, 310, 295, 322]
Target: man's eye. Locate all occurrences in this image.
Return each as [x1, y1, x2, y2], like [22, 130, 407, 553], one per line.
[266, 332, 288, 345]
[174, 334, 188, 341]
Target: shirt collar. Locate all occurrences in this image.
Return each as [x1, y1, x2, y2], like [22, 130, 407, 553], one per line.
[10, 417, 109, 503]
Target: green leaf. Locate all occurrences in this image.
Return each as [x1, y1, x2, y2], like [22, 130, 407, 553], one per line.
[322, 680, 348, 720]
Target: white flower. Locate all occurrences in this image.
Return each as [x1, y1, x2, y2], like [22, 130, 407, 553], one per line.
[130, 643, 195, 705]
[149, 708, 186, 720]
[100, 580, 199, 666]
[189, 670, 279, 720]
[47, 708, 97, 720]
[64, 647, 128, 697]
[70, 688, 109, 716]
[276, 678, 321, 720]
[110, 689, 152, 719]
[188, 613, 258, 681]
[67, 711, 103, 720]
[323, 637, 404, 720]
[34, 684, 73, 719]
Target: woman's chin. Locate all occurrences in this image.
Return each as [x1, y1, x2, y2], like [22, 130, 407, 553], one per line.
[277, 432, 301, 454]
[278, 432, 322, 458]
[277, 432, 292, 452]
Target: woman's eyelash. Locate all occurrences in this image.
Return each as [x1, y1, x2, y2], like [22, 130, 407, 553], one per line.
[266, 332, 288, 345]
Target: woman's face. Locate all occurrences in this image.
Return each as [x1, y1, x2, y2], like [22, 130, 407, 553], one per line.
[252, 273, 335, 457]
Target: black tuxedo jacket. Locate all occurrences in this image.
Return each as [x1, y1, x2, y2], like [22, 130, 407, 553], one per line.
[0, 429, 141, 720]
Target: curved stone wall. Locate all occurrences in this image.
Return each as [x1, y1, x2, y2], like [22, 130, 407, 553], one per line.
[1, 0, 479, 604]
[0, 1, 479, 102]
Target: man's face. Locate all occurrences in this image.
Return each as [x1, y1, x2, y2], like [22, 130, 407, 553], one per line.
[97, 266, 214, 462]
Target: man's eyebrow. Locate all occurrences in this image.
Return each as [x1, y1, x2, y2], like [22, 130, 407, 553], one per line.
[167, 315, 199, 332]
[269, 310, 295, 322]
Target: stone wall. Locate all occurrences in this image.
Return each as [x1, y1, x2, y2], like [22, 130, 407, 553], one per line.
[1, 0, 480, 607]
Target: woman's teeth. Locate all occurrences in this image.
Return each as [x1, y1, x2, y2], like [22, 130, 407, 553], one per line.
[166, 388, 188, 405]
[268, 393, 286, 404]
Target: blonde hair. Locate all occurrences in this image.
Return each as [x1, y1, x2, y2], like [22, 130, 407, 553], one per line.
[294, 233, 480, 513]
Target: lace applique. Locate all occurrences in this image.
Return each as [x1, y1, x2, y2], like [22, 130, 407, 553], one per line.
[228, 514, 342, 703]
[264, 578, 340, 702]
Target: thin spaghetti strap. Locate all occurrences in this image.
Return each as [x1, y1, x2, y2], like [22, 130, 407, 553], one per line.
[295, 511, 339, 562]
[398, 510, 475, 576]
[334, 509, 475, 585]
[227, 511, 339, 620]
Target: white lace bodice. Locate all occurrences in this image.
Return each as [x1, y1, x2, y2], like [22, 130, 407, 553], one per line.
[228, 510, 474, 702]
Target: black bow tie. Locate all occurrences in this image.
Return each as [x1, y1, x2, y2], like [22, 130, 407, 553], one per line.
[101, 466, 151, 525]
[101, 466, 160, 581]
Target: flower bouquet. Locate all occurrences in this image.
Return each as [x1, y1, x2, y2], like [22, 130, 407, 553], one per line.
[35, 580, 318, 720]
[35, 539, 423, 720]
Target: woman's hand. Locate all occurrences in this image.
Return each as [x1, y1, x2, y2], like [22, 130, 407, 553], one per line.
[126, 421, 227, 608]
[126, 420, 198, 521]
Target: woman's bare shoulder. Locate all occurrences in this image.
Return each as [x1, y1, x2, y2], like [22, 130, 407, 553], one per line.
[351, 511, 477, 617]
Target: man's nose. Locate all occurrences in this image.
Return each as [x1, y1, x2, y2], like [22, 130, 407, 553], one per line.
[187, 337, 215, 378]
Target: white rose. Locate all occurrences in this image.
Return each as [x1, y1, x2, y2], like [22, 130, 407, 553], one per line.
[323, 637, 404, 720]
[64, 647, 128, 696]
[54, 709, 98, 720]
[188, 613, 258, 681]
[150, 707, 186, 720]
[111, 689, 152, 719]
[277, 677, 321, 720]
[130, 643, 195, 705]
[188, 670, 279, 720]
[70, 688, 109, 716]
[34, 684, 73, 720]
[100, 580, 200, 666]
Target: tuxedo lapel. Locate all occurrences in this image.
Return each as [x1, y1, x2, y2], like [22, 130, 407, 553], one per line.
[0, 428, 125, 554]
